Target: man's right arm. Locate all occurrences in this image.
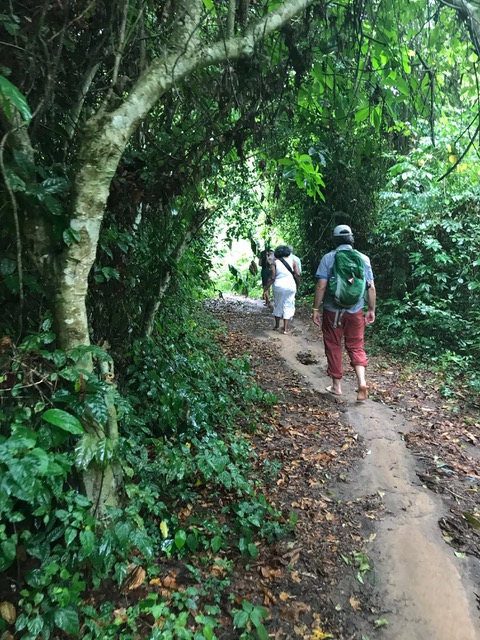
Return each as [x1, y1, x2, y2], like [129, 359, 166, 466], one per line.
[313, 278, 327, 326]
[365, 281, 376, 325]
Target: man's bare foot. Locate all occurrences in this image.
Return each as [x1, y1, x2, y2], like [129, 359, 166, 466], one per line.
[357, 385, 368, 402]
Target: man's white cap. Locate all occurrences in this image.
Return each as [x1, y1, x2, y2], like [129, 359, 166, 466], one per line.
[333, 224, 353, 237]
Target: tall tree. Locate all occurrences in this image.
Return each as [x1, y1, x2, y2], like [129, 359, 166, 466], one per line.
[0, 0, 314, 510]
[1, 0, 314, 350]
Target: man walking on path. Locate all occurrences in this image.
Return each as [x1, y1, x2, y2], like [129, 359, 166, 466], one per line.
[312, 225, 376, 402]
[289, 246, 302, 274]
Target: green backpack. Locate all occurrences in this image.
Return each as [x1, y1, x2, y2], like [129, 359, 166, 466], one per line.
[328, 249, 366, 309]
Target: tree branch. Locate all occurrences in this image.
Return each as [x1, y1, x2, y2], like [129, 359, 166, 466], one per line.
[438, 116, 480, 180]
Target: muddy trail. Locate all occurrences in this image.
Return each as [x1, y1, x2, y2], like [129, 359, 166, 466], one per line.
[210, 295, 480, 640]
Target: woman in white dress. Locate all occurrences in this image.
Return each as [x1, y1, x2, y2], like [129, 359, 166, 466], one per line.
[263, 245, 300, 334]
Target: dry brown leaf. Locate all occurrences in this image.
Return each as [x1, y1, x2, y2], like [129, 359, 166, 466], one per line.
[262, 587, 277, 606]
[0, 602, 16, 624]
[280, 547, 301, 566]
[121, 564, 146, 593]
[177, 505, 192, 520]
[290, 570, 302, 583]
[260, 566, 283, 579]
[294, 624, 309, 636]
[349, 596, 361, 611]
[280, 601, 310, 622]
[211, 564, 226, 578]
[163, 574, 177, 589]
[113, 608, 128, 623]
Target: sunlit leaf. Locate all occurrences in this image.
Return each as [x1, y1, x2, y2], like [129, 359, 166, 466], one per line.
[42, 409, 83, 435]
[0, 75, 32, 122]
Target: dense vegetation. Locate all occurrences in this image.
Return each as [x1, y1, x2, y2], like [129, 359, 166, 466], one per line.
[1, 0, 480, 637]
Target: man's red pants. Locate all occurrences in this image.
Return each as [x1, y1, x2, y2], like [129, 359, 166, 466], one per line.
[322, 309, 368, 379]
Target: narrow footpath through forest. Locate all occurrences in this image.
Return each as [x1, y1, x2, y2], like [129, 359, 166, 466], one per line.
[210, 295, 480, 640]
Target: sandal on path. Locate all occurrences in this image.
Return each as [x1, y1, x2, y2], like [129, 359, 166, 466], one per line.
[326, 385, 342, 396]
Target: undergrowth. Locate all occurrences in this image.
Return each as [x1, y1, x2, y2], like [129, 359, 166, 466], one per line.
[0, 297, 286, 640]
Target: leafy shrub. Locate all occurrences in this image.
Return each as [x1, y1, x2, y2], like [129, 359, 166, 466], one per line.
[1, 296, 284, 638]
[371, 121, 480, 393]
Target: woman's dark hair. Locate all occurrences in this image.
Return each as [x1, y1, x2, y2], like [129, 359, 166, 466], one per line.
[274, 245, 291, 258]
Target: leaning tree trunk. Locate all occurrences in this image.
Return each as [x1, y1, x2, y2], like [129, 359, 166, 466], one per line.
[52, 0, 315, 513]
[143, 205, 213, 336]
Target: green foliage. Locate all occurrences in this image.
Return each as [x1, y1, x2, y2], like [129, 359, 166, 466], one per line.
[278, 152, 326, 201]
[226, 263, 261, 297]
[372, 122, 480, 354]
[232, 599, 269, 640]
[0, 75, 31, 122]
[0, 291, 285, 637]
[368, 118, 480, 392]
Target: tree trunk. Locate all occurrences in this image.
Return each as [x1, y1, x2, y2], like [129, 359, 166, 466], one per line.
[143, 206, 213, 336]
[54, 0, 314, 350]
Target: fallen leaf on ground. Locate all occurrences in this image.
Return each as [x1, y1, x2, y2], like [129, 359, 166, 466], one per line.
[260, 566, 283, 579]
[121, 565, 146, 592]
[311, 628, 333, 639]
[0, 601, 16, 624]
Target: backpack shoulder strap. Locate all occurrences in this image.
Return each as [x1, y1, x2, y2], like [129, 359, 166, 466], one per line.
[278, 257, 299, 287]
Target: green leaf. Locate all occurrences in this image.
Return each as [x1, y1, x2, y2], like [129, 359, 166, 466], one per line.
[395, 76, 410, 96]
[0, 257, 16, 275]
[255, 622, 270, 640]
[297, 154, 313, 165]
[374, 618, 389, 628]
[41, 177, 68, 194]
[80, 529, 95, 556]
[42, 409, 84, 435]
[174, 529, 187, 550]
[0, 74, 32, 122]
[462, 512, 480, 529]
[233, 609, 249, 629]
[54, 607, 80, 635]
[202, 624, 214, 640]
[30, 447, 50, 475]
[27, 616, 44, 635]
[63, 228, 80, 247]
[355, 106, 370, 122]
[4, 168, 26, 192]
[211, 535, 222, 553]
[0, 534, 17, 571]
[43, 194, 63, 215]
[95, 438, 115, 465]
[250, 606, 268, 627]
[65, 527, 77, 546]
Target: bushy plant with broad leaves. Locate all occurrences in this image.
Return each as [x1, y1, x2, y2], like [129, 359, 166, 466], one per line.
[1, 291, 284, 639]
[370, 118, 480, 390]
[0, 328, 159, 639]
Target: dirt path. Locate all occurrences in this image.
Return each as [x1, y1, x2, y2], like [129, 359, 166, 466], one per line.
[219, 295, 480, 639]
